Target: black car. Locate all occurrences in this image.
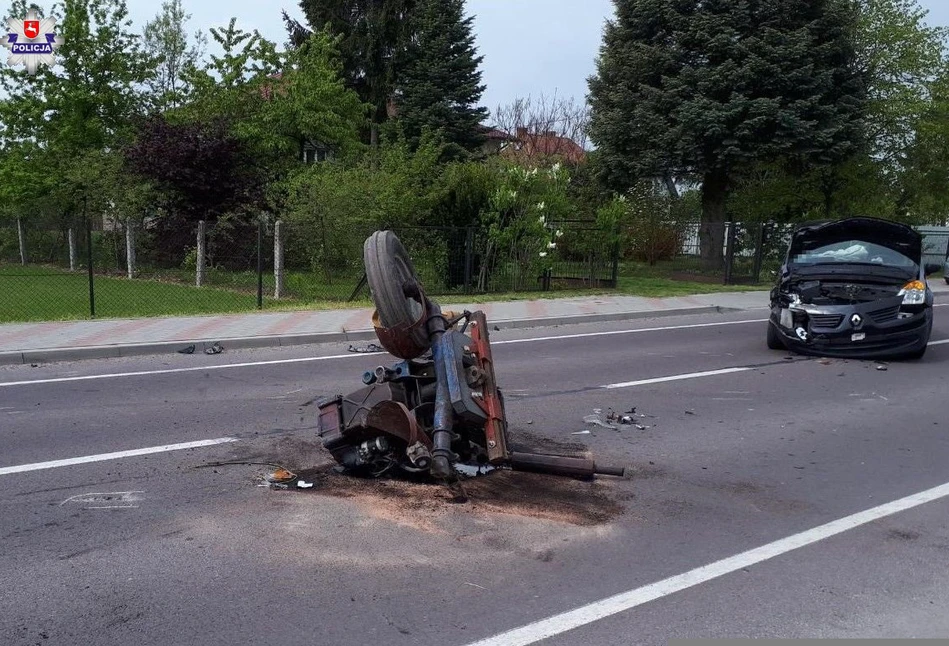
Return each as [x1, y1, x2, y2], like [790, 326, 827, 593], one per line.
[767, 217, 938, 359]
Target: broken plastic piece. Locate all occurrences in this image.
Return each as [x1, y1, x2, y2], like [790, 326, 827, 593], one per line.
[571, 430, 591, 435]
[296, 480, 314, 489]
[205, 342, 224, 355]
[619, 415, 634, 425]
[876, 365, 888, 371]
[266, 468, 296, 483]
[583, 414, 618, 430]
[347, 343, 384, 354]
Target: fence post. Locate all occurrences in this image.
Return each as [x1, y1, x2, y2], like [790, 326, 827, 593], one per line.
[68, 226, 77, 271]
[86, 215, 95, 318]
[256, 217, 264, 309]
[16, 216, 27, 265]
[610, 222, 621, 288]
[723, 221, 736, 285]
[196, 220, 206, 287]
[751, 222, 765, 283]
[125, 219, 136, 279]
[463, 227, 475, 295]
[274, 219, 285, 299]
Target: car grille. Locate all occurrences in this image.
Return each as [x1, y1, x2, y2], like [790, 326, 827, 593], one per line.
[868, 305, 901, 324]
[809, 313, 843, 328]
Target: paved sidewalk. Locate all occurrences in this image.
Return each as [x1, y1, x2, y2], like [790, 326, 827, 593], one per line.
[2, 283, 946, 365]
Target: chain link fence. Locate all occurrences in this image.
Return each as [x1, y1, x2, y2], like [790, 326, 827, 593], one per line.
[3, 214, 943, 323]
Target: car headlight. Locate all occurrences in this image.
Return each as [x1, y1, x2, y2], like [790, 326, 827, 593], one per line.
[898, 280, 927, 306]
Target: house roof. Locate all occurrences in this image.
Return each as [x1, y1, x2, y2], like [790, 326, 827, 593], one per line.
[507, 127, 586, 164]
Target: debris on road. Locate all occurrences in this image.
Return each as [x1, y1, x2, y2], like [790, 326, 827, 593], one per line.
[571, 430, 591, 435]
[205, 342, 224, 355]
[583, 410, 619, 430]
[347, 342, 384, 354]
[177, 344, 195, 355]
[876, 365, 888, 371]
[685, 410, 696, 416]
[296, 480, 314, 489]
[267, 468, 296, 483]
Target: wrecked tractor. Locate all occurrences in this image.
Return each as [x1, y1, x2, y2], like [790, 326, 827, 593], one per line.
[316, 231, 624, 482]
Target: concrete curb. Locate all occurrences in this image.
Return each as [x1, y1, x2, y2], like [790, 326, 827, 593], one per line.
[0, 305, 737, 366]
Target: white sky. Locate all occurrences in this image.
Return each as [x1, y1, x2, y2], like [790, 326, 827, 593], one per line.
[41, 0, 949, 121]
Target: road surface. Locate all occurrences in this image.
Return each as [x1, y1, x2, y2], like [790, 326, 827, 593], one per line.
[2, 307, 948, 645]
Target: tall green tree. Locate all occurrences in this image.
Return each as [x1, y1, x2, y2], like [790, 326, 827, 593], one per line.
[142, 0, 207, 113]
[394, 0, 487, 158]
[587, 0, 868, 268]
[286, 0, 416, 144]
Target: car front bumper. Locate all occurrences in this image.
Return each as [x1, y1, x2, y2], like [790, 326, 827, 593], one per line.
[770, 298, 932, 359]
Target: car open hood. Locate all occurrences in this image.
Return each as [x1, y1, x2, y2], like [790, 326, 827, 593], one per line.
[789, 217, 922, 264]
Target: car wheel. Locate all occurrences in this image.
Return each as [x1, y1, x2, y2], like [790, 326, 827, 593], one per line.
[766, 321, 785, 350]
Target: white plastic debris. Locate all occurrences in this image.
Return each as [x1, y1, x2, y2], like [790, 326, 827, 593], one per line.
[296, 480, 314, 489]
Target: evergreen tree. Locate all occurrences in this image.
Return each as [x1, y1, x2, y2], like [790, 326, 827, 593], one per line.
[286, 0, 416, 142]
[395, 0, 488, 158]
[587, 0, 868, 268]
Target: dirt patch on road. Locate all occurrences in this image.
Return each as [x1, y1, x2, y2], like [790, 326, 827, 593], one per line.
[290, 466, 623, 527]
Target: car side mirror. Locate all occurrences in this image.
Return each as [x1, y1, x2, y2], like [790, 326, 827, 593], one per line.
[925, 263, 941, 276]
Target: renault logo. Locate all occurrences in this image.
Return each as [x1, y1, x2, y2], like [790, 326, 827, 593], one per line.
[850, 313, 863, 327]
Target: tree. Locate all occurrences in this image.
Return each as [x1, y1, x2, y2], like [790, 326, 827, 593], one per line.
[393, 0, 488, 158]
[142, 0, 207, 112]
[286, 0, 417, 145]
[492, 92, 590, 156]
[855, 0, 948, 170]
[587, 0, 867, 268]
[122, 115, 263, 263]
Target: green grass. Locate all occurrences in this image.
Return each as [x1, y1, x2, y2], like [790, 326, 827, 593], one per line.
[0, 260, 768, 323]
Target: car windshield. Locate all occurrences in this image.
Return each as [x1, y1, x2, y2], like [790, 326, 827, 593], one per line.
[791, 239, 918, 270]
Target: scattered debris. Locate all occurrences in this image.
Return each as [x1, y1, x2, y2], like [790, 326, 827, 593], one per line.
[177, 344, 195, 355]
[296, 480, 314, 489]
[526, 420, 533, 425]
[685, 410, 696, 415]
[347, 342, 384, 354]
[464, 582, 486, 590]
[619, 415, 634, 425]
[583, 413, 618, 430]
[635, 424, 649, 431]
[30, 363, 38, 368]
[267, 468, 297, 483]
[571, 430, 591, 435]
[205, 342, 224, 355]
[818, 359, 832, 365]
[876, 365, 888, 371]
[493, 325, 500, 331]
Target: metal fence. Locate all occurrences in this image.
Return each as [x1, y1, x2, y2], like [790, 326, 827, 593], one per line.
[0, 215, 620, 322]
[3, 214, 943, 323]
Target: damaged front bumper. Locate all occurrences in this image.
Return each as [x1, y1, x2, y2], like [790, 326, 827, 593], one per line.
[770, 295, 932, 358]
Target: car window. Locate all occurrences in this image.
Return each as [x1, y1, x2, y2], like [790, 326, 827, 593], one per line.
[792, 240, 917, 268]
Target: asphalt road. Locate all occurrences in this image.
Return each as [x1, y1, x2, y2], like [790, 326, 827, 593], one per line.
[2, 307, 949, 645]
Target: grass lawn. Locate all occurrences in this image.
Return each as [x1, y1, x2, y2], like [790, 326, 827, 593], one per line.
[0, 261, 768, 323]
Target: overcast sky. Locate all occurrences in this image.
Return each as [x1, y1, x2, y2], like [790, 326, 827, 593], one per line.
[119, 0, 949, 122]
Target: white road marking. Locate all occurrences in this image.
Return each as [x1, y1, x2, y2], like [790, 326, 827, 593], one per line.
[0, 319, 768, 387]
[602, 367, 754, 390]
[462, 479, 949, 646]
[60, 491, 144, 506]
[0, 437, 237, 476]
[1, 309, 947, 388]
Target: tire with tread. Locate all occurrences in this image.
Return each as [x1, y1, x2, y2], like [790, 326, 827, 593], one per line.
[364, 231, 430, 354]
[766, 320, 785, 350]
